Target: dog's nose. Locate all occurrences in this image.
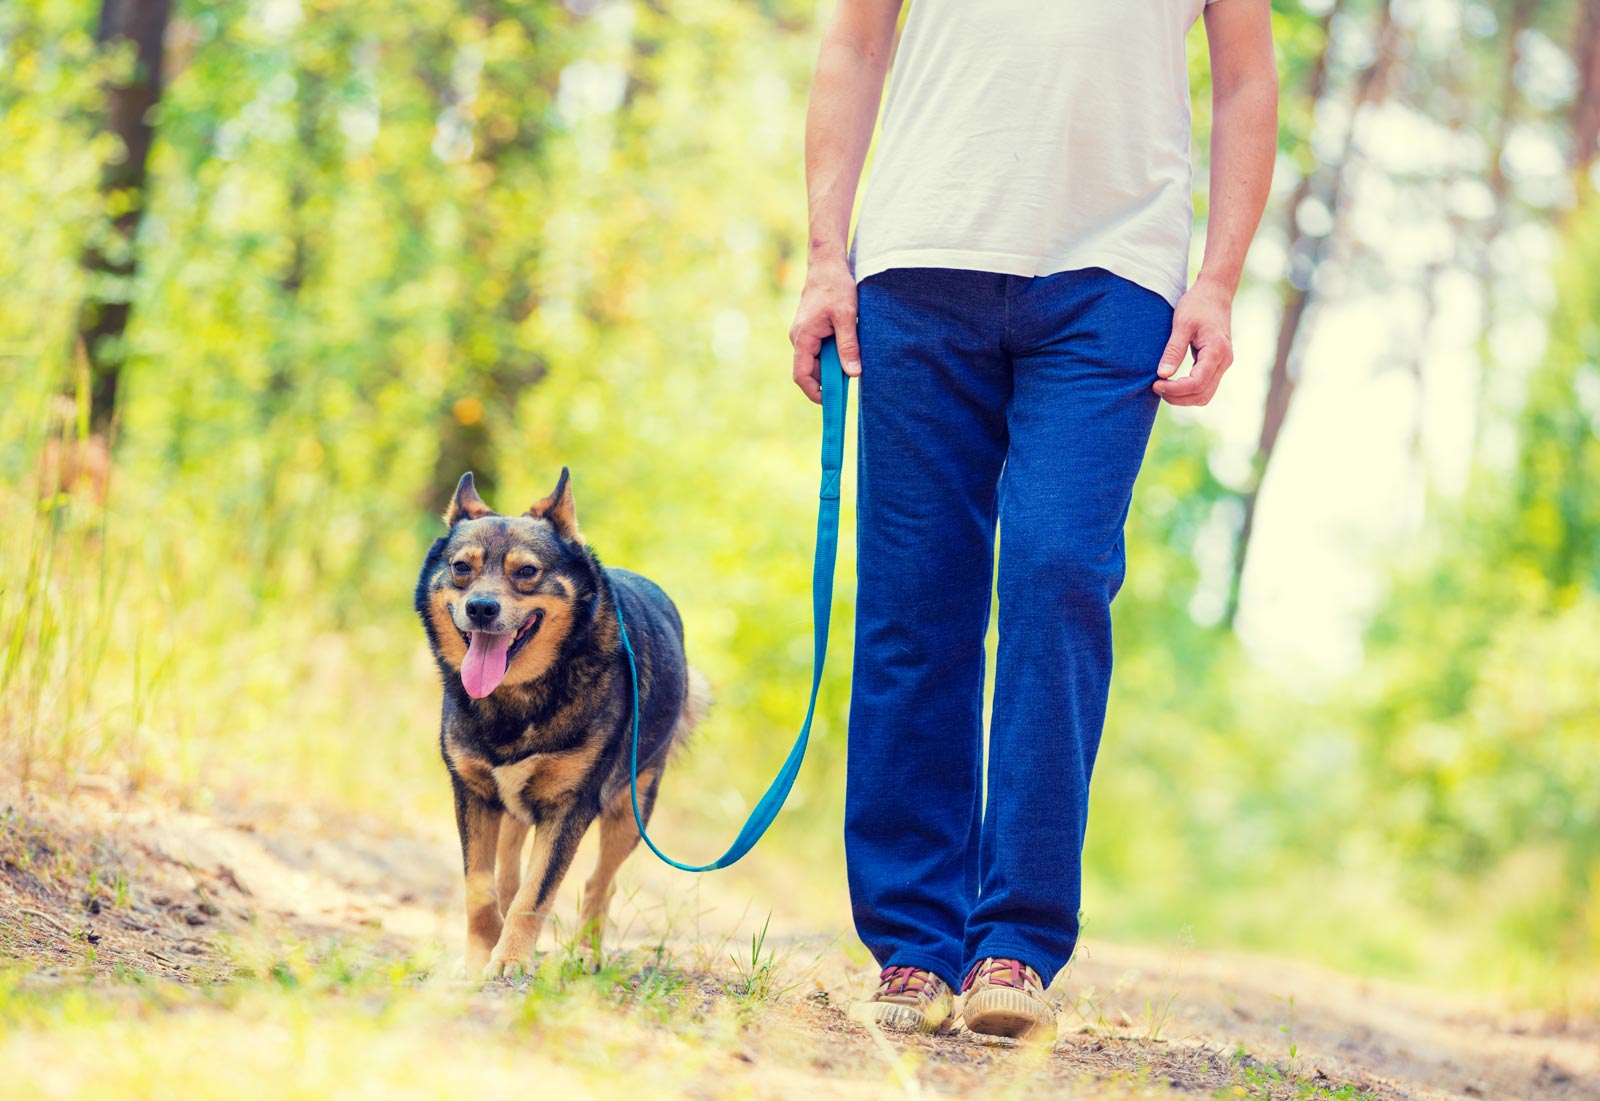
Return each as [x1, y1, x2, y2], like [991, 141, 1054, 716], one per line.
[464, 597, 500, 626]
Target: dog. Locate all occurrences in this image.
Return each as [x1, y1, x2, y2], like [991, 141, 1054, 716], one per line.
[415, 468, 709, 979]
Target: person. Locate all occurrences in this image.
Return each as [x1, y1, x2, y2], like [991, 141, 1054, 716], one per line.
[790, 0, 1278, 1040]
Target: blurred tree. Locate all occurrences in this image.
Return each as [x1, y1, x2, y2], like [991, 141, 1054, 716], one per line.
[1569, 0, 1600, 188]
[1461, 0, 1537, 466]
[1226, 0, 1401, 626]
[77, 0, 171, 436]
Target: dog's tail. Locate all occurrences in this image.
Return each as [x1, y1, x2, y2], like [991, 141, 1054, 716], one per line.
[670, 665, 713, 753]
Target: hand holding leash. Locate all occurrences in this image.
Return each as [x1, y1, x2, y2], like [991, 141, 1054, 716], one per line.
[790, 263, 862, 403]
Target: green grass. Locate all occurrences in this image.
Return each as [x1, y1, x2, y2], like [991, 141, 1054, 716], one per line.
[727, 913, 798, 1017]
[1216, 1046, 1380, 1101]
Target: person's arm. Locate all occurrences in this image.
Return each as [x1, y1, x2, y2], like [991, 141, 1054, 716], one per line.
[1154, 0, 1278, 407]
[789, 0, 903, 404]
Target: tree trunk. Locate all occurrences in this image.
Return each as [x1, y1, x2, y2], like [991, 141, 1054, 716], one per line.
[1568, 0, 1600, 181]
[1223, 0, 1400, 628]
[1462, 0, 1535, 464]
[77, 0, 171, 436]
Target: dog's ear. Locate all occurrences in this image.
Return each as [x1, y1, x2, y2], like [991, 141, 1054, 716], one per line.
[528, 466, 582, 544]
[443, 472, 496, 526]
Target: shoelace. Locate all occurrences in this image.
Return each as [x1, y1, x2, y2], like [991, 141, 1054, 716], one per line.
[962, 958, 1041, 993]
[878, 965, 939, 998]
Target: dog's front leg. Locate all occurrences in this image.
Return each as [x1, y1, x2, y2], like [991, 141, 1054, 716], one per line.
[495, 815, 530, 916]
[484, 802, 593, 981]
[453, 779, 504, 976]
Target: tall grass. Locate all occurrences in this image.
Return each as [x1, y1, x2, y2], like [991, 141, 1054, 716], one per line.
[4, 381, 117, 791]
[0, 374, 443, 822]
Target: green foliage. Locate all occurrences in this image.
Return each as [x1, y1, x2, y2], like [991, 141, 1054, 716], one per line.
[1350, 197, 1600, 990]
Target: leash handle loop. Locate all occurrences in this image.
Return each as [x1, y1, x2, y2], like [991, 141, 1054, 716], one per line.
[623, 337, 848, 872]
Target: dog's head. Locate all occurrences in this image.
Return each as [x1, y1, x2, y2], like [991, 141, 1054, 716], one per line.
[417, 468, 597, 699]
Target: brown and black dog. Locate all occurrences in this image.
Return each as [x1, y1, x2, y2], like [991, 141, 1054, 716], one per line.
[415, 469, 709, 979]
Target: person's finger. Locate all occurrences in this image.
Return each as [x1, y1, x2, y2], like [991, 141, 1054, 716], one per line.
[832, 308, 862, 377]
[1157, 314, 1197, 379]
[1153, 361, 1213, 401]
[1190, 335, 1231, 404]
[792, 326, 822, 364]
[792, 329, 823, 404]
[1154, 369, 1207, 398]
[1156, 336, 1229, 405]
[1194, 336, 1228, 377]
[1154, 381, 1207, 404]
[1154, 386, 1201, 405]
[792, 359, 823, 403]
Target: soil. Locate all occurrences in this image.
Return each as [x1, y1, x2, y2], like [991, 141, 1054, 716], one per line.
[1, 787, 1593, 1101]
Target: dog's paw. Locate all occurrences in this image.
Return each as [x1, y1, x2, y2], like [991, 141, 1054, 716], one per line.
[482, 956, 531, 983]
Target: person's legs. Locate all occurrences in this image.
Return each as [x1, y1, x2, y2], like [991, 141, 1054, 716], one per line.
[962, 267, 1172, 985]
[847, 267, 1011, 991]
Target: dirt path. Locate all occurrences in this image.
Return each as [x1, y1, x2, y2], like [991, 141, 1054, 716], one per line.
[2, 789, 1593, 1101]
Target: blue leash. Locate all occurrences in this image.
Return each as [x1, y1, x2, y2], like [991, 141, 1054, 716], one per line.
[618, 337, 849, 871]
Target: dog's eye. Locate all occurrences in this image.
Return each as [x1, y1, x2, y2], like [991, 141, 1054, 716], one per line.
[515, 565, 538, 580]
[451, 561, 471, 575]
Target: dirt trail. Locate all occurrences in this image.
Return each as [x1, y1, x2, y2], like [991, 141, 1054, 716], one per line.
[2, 790, 1593, 1101]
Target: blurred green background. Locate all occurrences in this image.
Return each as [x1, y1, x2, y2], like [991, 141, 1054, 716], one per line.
[2, 0, 1596, 1010]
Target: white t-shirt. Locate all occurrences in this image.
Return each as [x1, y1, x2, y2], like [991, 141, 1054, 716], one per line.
[851, 0, 1220, 307]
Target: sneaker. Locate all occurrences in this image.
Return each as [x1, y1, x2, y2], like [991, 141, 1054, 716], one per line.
[960, 957, 1056, 1041]
[848, 965, 955, 1034]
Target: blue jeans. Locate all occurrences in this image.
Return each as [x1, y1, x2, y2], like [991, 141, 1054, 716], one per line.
[845, 266, 1172, 991]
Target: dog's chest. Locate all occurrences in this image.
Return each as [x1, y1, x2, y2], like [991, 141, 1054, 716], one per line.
[448, 735, 596, 821]
[489, 756, 545, 814]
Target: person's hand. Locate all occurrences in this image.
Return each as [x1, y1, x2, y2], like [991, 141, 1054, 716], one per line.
[790, 257, 863, 404]
[1154, 276, 1234, 406]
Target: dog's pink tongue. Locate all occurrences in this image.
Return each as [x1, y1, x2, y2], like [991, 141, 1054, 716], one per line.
[461, 632, 512, 698]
